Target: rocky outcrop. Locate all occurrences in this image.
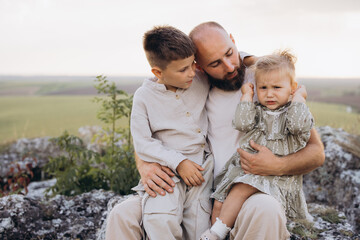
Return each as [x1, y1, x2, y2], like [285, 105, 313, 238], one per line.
[0, 137, 61, 179]
[303, 126, 360, 233]
[0, 186, 125, 240]
[0, 126, 359, 239]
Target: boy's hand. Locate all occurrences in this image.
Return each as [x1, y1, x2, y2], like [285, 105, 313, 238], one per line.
[292, 85, 307, 103]
[240, 83, 254, 102]
[176, 159, 205, 187]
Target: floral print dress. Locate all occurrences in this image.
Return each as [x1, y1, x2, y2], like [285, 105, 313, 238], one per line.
[211, 101, 314, 219]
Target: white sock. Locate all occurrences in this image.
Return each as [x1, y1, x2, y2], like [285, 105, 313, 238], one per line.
[210, 218, 231, 239]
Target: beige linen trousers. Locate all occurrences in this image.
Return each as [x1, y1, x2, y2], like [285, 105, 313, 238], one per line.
[105, 157, 290, 239]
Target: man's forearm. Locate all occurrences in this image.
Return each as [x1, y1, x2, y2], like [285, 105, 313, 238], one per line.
[279, 128, 325, 175]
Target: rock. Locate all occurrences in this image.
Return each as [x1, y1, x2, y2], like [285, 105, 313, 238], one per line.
[303, 126, 360, 233]
[23, 178, 57, 201]
[78, 126, 107, 153]
[0, 189, 120, 240]
[288, 203, 358, 239]
[78, 126, 124, 153]
[0, 137, 62, 179]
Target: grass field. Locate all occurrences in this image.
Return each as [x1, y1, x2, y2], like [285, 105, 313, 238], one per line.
[0, 95, 359, 145]
[0, 96, 128, 144]
[307, 101, 360, 135]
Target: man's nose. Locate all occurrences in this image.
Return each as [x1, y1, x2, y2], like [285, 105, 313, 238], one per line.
[223, 58, 235, 72]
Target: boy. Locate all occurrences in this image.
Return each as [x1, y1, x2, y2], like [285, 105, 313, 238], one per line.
[130, 26, 213, 240]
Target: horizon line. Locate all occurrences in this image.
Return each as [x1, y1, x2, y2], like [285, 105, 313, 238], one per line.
[0, 74, 359, 80]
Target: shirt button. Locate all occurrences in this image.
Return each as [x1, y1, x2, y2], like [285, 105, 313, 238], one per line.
[197, 128, 201, 133]
[176, 95, 180, 99]
[186, 112, 191, 117]
[201, 144, 205, 148]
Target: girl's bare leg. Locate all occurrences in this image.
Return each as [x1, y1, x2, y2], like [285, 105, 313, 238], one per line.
[211, 200, 223, 225]
[219, 183, 259, 228]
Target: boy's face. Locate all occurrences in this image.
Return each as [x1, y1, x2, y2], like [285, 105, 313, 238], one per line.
[155, 55, 196, 92]
[256, 70, 295, 110]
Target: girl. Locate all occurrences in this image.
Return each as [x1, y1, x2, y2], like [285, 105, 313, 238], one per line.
[200, 50, 314, 240]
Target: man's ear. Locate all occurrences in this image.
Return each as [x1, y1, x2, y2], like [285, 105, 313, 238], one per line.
[195, 62, 204, 72]
[230, 33, 236, 44]
[151, 67, 162, 79]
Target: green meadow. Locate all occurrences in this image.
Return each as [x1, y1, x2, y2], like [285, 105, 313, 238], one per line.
[307, 101, 360, 135]
[0, 96, 127, 144]
[0, 96, 359, 145]
[0, 77, 359, 145]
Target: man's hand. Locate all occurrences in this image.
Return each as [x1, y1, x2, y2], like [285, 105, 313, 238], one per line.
[292, 85, 307, 103]
[138, 160, 176, 197]
[243, 56, 258, 67]
[238, 128, 325, 176]
[237, 140, 284, 176]
[176, 159, 205, 187]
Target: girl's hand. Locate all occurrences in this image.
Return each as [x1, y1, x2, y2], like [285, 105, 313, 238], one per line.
[241, 83, 254, 102]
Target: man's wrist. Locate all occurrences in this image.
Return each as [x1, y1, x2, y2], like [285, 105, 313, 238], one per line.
[292, 95, 306, 103]
[273, 156, 287, 176]
[135, 157, 144, 170]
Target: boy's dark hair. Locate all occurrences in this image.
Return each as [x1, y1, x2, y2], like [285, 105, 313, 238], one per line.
[143, 26, 196, 70]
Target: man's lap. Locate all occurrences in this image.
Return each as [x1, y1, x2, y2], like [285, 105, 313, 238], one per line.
[106, 192, 287, 239]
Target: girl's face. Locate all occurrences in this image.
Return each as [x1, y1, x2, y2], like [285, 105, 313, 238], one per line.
[256, 69, 297, 110]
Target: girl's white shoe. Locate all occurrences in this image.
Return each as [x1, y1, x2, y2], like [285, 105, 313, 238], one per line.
[199, 229, 220, 240]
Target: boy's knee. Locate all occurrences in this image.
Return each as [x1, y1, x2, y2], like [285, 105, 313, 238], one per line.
[105, 196, 144, 240]
[143, 213, 182, 239]
[144, 213, 181, 233]
[109, 196, 142, 223]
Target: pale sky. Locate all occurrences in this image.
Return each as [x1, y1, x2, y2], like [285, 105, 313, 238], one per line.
[1, 0, 360, 78]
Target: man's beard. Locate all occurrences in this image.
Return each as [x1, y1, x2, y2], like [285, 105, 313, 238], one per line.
[206, 63, 246, 91]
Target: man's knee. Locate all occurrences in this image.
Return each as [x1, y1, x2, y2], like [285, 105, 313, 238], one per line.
[231, 193, 289, 240]
[242, 193, 285, 221]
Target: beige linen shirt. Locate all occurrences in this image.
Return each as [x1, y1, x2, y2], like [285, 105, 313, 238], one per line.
[131, 72, 210, 172]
